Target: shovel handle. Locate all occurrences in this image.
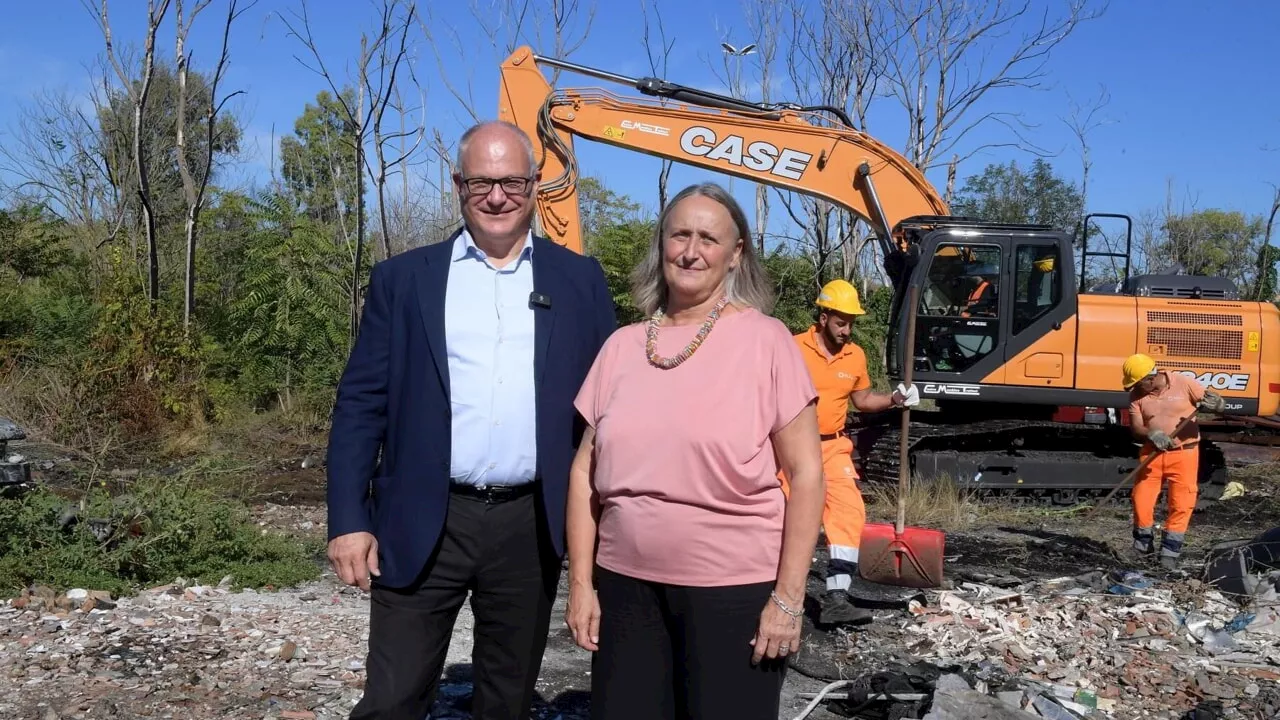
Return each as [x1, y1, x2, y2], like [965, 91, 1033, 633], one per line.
[897, 285, 920, 534]
[1087, 413, 1197, 517]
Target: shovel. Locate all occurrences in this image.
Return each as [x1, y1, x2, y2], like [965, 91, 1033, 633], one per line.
[858, 285, 945, 589]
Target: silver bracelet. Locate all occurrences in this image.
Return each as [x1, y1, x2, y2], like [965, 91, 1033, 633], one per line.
[770, 590, 804, 618]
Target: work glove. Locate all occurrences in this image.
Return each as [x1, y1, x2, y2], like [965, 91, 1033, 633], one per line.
[1198, 390, 1226, 414]
[1148, 429, 1175, 451]
[893, 382, 920, 408]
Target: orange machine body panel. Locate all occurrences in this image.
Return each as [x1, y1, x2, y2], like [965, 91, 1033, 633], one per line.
[995, 315, 1079, 388]
[1258, 302, 1280, 417]
[1134, 298, 1268, 411]
[1072, 294, 1138, 391]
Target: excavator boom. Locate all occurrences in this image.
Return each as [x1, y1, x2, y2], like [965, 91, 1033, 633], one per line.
[498, 46, 948, 257]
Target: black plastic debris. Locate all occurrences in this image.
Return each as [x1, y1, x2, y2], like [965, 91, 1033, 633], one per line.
[0, 416, 32, 497]
[1205, 529, 1280, 600]
[820, 661, 937, 719]
[846, 575, 928, 610]
[818, 661, 1022, 720]
[1181, 699, 1225, 720]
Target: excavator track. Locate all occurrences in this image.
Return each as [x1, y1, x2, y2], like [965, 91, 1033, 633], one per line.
[851, 413, 1228, 506]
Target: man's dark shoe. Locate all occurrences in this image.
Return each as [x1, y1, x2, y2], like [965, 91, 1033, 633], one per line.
[819, 591, 873, 626]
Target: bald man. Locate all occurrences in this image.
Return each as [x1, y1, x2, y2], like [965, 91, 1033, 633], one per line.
[327, 120, 618, 719]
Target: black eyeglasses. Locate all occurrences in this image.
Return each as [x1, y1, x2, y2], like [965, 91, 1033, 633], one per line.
[457, 175, 534, 196]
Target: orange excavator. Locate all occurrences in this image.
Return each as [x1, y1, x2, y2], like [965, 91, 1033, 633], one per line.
[497, 46, 1280, 502]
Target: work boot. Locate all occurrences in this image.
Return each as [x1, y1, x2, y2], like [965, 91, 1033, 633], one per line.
[819, 590, 873, 626]
[1160, 530, 1185, 570]
[1132, 527, 1155, 557]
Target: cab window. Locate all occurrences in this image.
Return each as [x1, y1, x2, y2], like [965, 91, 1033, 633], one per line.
[1013, 245, 1061, 334]
[914, 243, 1001, 373]
[918, 244, 1001, 318]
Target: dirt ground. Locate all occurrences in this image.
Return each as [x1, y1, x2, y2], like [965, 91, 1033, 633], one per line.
[3, 438, 1279, 720]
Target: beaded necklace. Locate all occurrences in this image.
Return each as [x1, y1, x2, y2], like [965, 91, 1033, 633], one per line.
[645, 296, 731, 370]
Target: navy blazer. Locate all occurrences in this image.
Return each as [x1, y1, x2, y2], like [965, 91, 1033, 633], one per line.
[325, 229, 618, 589]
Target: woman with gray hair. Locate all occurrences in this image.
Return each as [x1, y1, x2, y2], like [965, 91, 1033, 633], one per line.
[564, 182, 826, 719]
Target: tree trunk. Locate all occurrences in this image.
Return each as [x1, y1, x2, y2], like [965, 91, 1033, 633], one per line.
[135, 69, 159, 310]
[352, 126, 366, 344]
[945, 154, 958, 206]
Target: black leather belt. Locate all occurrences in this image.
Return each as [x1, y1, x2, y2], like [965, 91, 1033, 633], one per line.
[820, 431, 846, 442]
[449, 481, 538, 503]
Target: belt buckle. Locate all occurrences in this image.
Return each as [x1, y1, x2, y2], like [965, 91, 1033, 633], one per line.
[476, 483, 520, 503]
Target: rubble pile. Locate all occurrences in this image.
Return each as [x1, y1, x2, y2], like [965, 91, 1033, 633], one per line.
[0, 569, 585, 720]
[890, 569, 1280, 719]
[0, 578, 375, 719]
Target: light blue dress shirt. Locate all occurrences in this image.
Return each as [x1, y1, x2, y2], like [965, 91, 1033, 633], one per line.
[444, 229, 538, 487]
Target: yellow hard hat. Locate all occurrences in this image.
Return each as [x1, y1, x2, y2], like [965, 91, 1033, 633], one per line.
[1122, 353, 1157, 390]
[815, 279, 866, 316]
[1034, 257, 1055, 272]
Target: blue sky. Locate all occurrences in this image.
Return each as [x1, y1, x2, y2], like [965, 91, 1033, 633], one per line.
[1, 0, 1277, 250]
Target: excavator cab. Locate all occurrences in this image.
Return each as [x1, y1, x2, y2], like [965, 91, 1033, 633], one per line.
[885, 217, 1079, 406]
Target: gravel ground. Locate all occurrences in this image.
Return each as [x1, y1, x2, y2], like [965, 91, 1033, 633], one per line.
[2, 439, 1279, 720]
[2, 496, 1278, 720]
[0, 568, 840, 720]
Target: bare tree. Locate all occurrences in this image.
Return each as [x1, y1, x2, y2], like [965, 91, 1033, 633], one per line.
[418, 0, 595, 247]
[1256, 184, 1279, 300]
[944, 153, 959, 204]
[1062, 84, 1112, 220]
[280, 0, 419, 340]
[763, 0, 890, 288]
[357, 2, 424, 261]
[881, 0, 1106, 173]
[420, 0, 595, 132]
[639, 0, 675, 210]
[1060, 83, 1116, 278]
[85, 0, 173, 311]
[175, 0, 254, 333]
[741, 0, 785, 254]
[0, 89, 122, 235]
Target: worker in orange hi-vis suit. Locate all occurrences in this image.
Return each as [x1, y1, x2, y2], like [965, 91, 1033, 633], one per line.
[1122, 353, 1225, 569]
[779, 279, 919, 626]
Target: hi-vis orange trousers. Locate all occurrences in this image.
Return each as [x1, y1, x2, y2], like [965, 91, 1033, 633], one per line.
[780, 434, 865, 591]
[1131, 441, 1199, 559]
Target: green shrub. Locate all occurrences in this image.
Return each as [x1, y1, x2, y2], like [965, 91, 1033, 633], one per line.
[0, 474, 323, 597]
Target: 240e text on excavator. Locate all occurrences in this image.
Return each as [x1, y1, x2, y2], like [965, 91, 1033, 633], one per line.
[494, 45, 1280, 505]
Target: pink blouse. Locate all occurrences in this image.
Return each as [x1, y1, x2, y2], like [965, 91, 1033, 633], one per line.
[574, 307, 818, 587]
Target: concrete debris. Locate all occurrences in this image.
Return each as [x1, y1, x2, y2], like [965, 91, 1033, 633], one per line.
[0, 578, 374, 720]
[922, 674, 1039, 719]
[890, 570, 1280, 719]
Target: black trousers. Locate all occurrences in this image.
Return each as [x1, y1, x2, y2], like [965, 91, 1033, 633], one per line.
[590, 566, 786, 720]
[350, 487, 562, 720]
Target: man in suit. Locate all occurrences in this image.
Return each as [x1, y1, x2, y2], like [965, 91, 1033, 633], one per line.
[326, 120, 617, 720]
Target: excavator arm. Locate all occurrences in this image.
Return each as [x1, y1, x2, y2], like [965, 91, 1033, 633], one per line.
[497, 46, 948, 261]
